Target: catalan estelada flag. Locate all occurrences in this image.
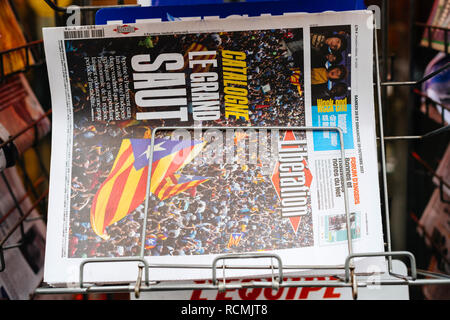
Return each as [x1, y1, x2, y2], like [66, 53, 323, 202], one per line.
[290, 68, 303, 96]
[154, 174, 209, 201]
[90, 138, 205, 240]
[227, 233, 244, 248]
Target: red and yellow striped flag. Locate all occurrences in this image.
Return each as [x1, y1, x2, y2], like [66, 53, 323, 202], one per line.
[290, 69, 303, 96]
[227, 233, 244, 248]
[154, 174, 209, 201]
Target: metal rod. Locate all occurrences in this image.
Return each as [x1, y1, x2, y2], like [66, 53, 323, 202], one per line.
[0, 189, 48, 247]
[416, 269, 450, 280]
[374, 24, 393, 270]
[79, 257, 150, 288]
[381, 62, 450, 86]
[42, 0, 139, 12]
[415, 22, 450, 32]
[0, 109, 52, 149]
[378, 125, 449, 141]
[413, 89, 450, 112]
[34, 276, 450, 296]
[0, 40, 44, 83]
[0, 40, 43, 56]
[138, 129, 155, 258]
[212, 253, 283, 286]
[422, 124, 449, 139]
[344, 251, 417, 282]
[381, 135, 422, 140]
[2, 242, 23, 250]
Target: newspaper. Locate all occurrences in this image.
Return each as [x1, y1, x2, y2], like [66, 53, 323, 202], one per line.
[42, 11, 384, 285]
[0, 167, 46, 300]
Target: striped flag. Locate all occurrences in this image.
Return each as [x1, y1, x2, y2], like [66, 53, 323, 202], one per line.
[90, 138, 205, 240]
[290, 69, 303, 96]
[227, 233, 244, 248]
[154, 174, 209, 201]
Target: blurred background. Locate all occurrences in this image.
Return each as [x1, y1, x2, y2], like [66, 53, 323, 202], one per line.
[0, 0, 448, 300]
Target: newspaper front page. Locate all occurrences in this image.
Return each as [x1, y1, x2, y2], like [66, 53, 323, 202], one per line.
[43, 11, 384, 284]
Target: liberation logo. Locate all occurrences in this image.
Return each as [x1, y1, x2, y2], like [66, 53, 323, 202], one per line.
[113, 25, 139, 34]
[271, 131, 312, 233]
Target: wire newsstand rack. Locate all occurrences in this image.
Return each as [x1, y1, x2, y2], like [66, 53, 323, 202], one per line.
[0, 0, 448, 300]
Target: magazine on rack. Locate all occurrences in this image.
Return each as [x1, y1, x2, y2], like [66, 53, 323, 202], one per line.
[43, 11, 384, 285]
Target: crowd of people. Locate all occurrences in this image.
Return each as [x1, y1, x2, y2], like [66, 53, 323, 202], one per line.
[66, 28, 314, 258]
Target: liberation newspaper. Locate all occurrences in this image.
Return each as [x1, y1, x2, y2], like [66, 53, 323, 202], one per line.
[43, 11, 384, 284]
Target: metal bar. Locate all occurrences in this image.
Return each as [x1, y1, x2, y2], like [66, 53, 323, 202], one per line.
[421, 124, 449, 139]
[0, 109, 52, 149]
[381, 62, 450, 86]
[139, 130, 155, 258]
[2, 242, 23, 250]
[381, 0, 388, 119]
[413, 89, 450, 112]
[381, 135, 422, 141]
[374, 23, 393, 270]
[66, 262, 346, 271]
[0, 189, 48, 248]
[380, 125, 449, 141]
[79, 257, 150, 288]
[24, 216, 45, 223]
[415, 22, 450, 32]
[416, 269, 450, 280]
[212, 253, 283, 286]
[42, 0, 139, 12]
[35, 276, 450, 296]
[0, 40, 43, 56]
[0, 40, 44, 83]
[344, 251, 417, 282]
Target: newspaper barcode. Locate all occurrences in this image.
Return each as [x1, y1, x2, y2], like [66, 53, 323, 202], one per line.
[63, 30, 90, 39]
[63, 29, 104, 39]
[91, 29, 105, 38]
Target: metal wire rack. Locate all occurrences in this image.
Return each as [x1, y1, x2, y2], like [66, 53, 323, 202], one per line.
[0, 0, 448, 300]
